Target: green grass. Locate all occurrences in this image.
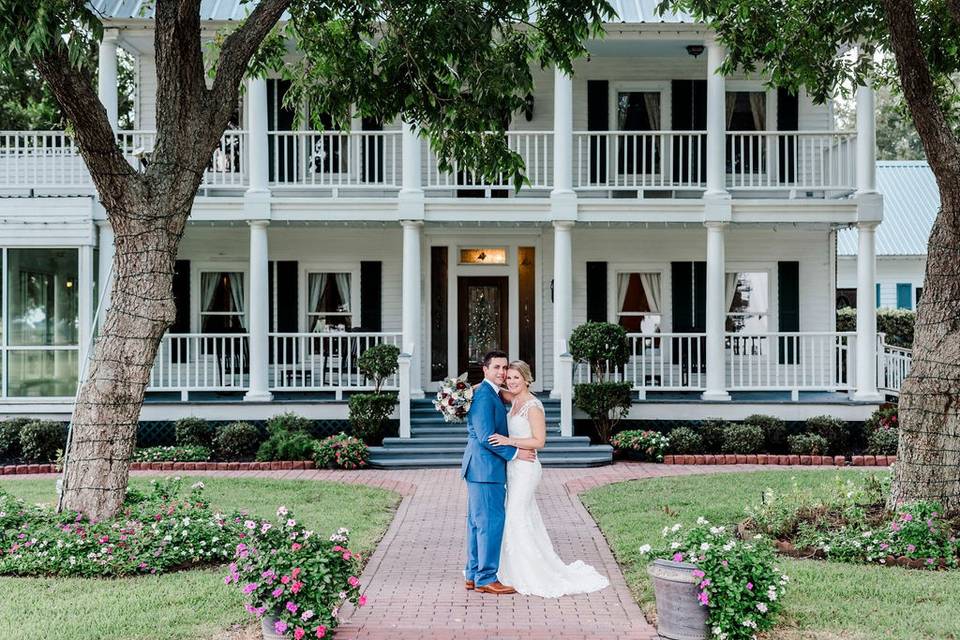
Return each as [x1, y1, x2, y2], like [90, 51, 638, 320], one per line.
[581, 470, 960, 640]
[0, 476, 401, 640]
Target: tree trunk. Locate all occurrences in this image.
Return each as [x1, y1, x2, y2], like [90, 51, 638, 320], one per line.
[59, 205, 186, 520]
[889, 191, 960, 512]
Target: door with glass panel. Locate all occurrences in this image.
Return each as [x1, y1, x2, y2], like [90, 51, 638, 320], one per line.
[199, 271, 248, 386]
[457, 277, 509, 384]
[615, 272, 663, 386]
[615, 91, 662, 186]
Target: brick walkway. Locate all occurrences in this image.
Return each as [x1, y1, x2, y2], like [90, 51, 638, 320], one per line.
[6, 462, 794, 639]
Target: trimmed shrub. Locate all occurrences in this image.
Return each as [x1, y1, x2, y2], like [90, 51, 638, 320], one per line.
[174, 417, 215, 448]
[348, 393, 397, 445]
[256, 431, 316, 462]
[721, 422, 766, 454]
[744, 414, 789, 453]
[314, 433, 369, 470]
[610, 430, 670, 462]
[573, 381, 633, 444]
[357, 343, 401, 392]
[788, 433, 829, 456]
[837, 307, 915, 348]
[864, 403, 898, 437]
[866, 427, 899, 456]
[806, 415, 851, 455]
[19, 421, 66, 463]
[266, 412, 313, 436]
[666, 426, 703, 455]
[214, 421, 261, 460]
[0, 418, 32, 459]
[699, 419, 728, 454]
[133, 445, 211, 462]
[569, 322, 629, 380]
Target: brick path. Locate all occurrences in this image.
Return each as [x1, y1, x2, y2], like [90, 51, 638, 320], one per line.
[5, 462, 798, 639]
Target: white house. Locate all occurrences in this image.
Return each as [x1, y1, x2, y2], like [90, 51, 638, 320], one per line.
[837, 161, 936, 311]
[0, 1, 910, 459]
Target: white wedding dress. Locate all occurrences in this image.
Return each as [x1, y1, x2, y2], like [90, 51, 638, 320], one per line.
[496, 397, 610, 597]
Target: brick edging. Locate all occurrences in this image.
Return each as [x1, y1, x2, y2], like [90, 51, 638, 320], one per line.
[662, 454, 897, 467]
[0, 460, 320, 475]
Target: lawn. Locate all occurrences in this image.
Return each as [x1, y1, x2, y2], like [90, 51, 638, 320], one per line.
[581, 470, 960, 640]
[0, 476, 401, 640]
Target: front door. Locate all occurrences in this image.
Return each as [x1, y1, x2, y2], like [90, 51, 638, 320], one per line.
[458, 276, 509, 383]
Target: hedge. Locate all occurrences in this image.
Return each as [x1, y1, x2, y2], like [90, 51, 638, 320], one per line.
[836, 307, 914, 348]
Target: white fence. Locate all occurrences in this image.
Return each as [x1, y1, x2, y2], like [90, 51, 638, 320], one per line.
[423, 131, 553, 192]
[878, 341, 912, 395]
[573, 131, 707, 191]
[148, 333, 250, 393]
[725, 131, 856, 192]
[268, 131, 401, 190]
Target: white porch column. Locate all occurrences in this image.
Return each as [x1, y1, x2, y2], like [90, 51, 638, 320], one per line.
[244, 220, 272, 402]
[854, 222, 882, 401]
[551, 221, 574, 398]
[96, 221, 115, 332]
[98, 32, 119, 131]
[552, 67, 574, 196]
[702, 222, 730, 401]
[856, 85, 877, 195]
[246, 77, 270, 196]
[705, 37, 728, 198]
[401, 122, 423, 195]
[401, 220, 424, 398]
[78, 244, 94, 368]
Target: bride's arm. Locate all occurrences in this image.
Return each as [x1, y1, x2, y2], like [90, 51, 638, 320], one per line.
[488, 407, 547, 450]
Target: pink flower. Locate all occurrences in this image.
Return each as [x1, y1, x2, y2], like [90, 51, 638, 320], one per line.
[242, 582, 259, 595]
[348, 576, 360, 587]
[358, 595, 367, 607]
[292, 543, 302, 552]
[292, 567, 302, 579]
[281, 575, 291, 584]
[301, 610, 315, 621]
[332, 545, 344, 552]
[286, 601, 299, 614]
[272, 587, 284, 598]
[691, 569, 705, 579]
[294, 628, 305, 640]
[891, 522, 901, 532]
[746, 582, 753, 590]
[697, 591, 709, 606]
[699, 579, 712, 588]
[672, 553, 684, 562]
[907, 544, 916, 553]
[274, 620, 288, 634]
[721, 560, 728, 567]
[315, 626, 327, 638]
[291, 581, 304, 594]
[343, 551, 351, 560]
[901, 513, 913, 522]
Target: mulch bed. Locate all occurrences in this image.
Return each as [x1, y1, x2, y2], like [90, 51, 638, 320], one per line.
[662, 454, 897, 466]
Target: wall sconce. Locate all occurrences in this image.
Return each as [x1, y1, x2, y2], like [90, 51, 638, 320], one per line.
[686, 44, 705, 58]
[523, 93, 535, 122]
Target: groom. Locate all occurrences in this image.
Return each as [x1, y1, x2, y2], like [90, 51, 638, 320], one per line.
[461, 350, 536, 595]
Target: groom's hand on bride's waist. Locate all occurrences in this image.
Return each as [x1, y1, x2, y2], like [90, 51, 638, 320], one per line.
[516, 449, 537, 462]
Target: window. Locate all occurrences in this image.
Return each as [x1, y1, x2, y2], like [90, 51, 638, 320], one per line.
[200, 271, 246, 332]
[616, 91, 661, 176]
[896, 283, 912, 310]
[459, 248, 507, 265]
[307, 272, 352, 331]
[616, 273, 662, 334]
[725, 91, 766, 175]
[836, 288, 857, 309]
[916, 287, 923, 305]
[725, 272, 768, 333]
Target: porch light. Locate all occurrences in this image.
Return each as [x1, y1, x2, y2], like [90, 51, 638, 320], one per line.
[686, 44, 705, 58]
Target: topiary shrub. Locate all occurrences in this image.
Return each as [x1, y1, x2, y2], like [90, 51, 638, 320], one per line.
[788, 433, 829, 456]
[698, 419, 728, 454]
[806, 415, 850, 455]
[19, 421, 66, 463]
[348, 393, 397, 445]
[266, 412, 313, 436]
[357, 343, 401, 392]
[866, 427, 899, 456]
[569, 322, 630, 381]
[666, 426, 703, 455]
[573, 381, 632, 444]
[721, 422, 766, 454]
[214, 421, 261, 460]
[256, 431, 317, 462]
[743, 414, 788, 453]
[0, 418, 32, 459]
[174, 417, 215, 448]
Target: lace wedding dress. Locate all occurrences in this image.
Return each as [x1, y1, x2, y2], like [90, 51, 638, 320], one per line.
[496, 397, 610, 597]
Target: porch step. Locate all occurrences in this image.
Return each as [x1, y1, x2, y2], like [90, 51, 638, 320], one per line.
[366, 447, 614, 469]
[381, 435, 593, 448]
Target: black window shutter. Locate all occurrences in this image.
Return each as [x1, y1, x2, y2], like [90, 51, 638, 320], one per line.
[693, 261, 707, 332]
[171, 260, 190, 333]
[587, 80, 608, 184]
[361, 117, 384, 183]
[360, 261, 382, 331]
[777, 88, 799, 183]
[778, 261, 800, 364]
[671, 80, 708, 182]
[671, 262, 693, 332]
[276, 261, 298, 332]
[585, 262, 607, 322]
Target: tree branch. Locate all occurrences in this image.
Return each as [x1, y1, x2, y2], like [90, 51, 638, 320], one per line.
[882, 0, 960, 184]
[154, 0, 209, 145]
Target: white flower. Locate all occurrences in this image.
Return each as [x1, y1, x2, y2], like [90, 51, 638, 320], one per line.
[756, 602, 768, 613]
[286, 518, 297, 528]
[696, 516, 709, 525]
[276, 506, 289, 518]
[670, 542, 682, 549]
[767, 589, 778, 601]
[182, 517, 191, 526]
[638, 544, 652, 554]
[671, 523, 682, 532]
[191, 481, 205, 490]
[742, 619, 757, 629]
[722, 541, 735, 551]
[244, 520, 256, 530]
[862, 531, 873, 538]
[700, 542, 711, 551]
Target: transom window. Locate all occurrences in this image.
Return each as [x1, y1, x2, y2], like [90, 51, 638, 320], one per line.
[725, 271, 768, 333]
[308, 272, 352, 331]
[200, 271, 246, 332]
[616, 272, 662, 334]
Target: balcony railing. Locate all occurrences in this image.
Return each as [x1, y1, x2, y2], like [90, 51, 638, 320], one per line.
[0, 129, 857, 197]
[878, 340, 912, 395]
[148, 333, 250, 392]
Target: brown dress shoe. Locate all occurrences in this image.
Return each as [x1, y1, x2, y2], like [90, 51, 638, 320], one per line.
[465, 580, 475, 590]
[475, 580, 516, 595]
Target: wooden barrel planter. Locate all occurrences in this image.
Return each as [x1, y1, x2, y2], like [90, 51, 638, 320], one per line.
[647, 558, 709, 640]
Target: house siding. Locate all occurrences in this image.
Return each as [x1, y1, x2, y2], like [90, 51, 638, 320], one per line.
[837, 255, 927, 309]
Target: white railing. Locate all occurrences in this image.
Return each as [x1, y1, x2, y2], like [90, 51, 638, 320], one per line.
[726, 332, 854, 391]
[0, 131, 89, 187]
[148, 333, 250, 392]
[572, 131, 707, 191]
[268, 331, 403, 394]
[268, 131, 401, 190]
[118, 129, 248, 188]
[574, 333, 707, 391]
[878, 340, 912, 395]
[423, 131, 553, 192]
[725, 131, 856, 192]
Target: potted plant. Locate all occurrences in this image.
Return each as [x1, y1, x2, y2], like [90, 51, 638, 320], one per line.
[348, 343, 401, 445]
[569, 322, 632, 443]
[640, 519, 788, 640]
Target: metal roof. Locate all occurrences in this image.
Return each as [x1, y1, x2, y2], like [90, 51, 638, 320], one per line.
[838, 161, 938, 257]
[89, 0, 694, 23]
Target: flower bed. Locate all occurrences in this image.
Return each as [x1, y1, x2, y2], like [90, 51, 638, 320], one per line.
[132, 445, 212, 463]
[611, 430, 669, 462]
[663, 454, 897, 466]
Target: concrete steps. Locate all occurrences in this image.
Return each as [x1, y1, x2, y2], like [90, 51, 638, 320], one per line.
[368, 398, 613, 469]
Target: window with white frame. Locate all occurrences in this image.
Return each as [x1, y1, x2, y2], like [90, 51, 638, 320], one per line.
[200, 271, 246, 332]
[725, 271, 768, 333]
[616, 272, 662, 334]
[307, 272, 352, 331]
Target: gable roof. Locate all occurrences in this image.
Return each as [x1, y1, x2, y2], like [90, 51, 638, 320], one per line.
[89, 0, 694, 24]
[837, 161, 938, 257]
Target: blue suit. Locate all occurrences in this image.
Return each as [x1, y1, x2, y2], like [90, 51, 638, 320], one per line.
[461, 381, 518, 586]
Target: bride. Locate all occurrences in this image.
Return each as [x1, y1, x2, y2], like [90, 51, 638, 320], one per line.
[487, 360, 609, 598]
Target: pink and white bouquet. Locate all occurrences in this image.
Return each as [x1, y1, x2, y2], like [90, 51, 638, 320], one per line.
[433, 373, 474, 422]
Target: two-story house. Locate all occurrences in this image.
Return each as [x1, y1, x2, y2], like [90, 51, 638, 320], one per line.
[0, 1, 910, 465]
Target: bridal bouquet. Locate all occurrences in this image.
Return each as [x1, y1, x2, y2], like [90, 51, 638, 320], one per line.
[433, 373, 474, 422]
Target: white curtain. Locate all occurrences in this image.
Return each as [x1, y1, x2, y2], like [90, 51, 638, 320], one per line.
[748, 93, 766, 131]
[617, 273, 631, 314]
[725, 272, 739, 312]
[334, 273, 351, 312]
[639, 273, 662, 313]
[227, 272, 246, 329]
[309, 273, 329, 330]
[725, 93, 737, 128]
[643, 93, 661, 130]
[201, 272, 220, 314]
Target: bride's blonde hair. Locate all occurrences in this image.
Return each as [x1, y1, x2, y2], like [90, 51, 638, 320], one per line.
[508, 360, 534, 386]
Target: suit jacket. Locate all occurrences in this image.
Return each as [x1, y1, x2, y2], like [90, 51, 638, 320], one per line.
[460, 381, 518, 483]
